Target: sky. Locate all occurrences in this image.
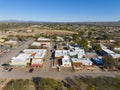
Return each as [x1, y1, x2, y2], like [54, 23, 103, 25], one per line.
[0, 0, 120, 22]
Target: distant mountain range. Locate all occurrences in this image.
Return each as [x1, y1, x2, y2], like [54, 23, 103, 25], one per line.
[0, 19, 120, 23]
[0, 19, 39, 23]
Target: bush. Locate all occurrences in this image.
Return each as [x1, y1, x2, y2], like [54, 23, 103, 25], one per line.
[102, 55, 117, 70]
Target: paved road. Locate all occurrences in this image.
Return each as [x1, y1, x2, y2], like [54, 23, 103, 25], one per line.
[41, 41, 52, 72]
[0, 71, 120, 80]
[0, 39, 35, 65]
[41, 53, 51, 72]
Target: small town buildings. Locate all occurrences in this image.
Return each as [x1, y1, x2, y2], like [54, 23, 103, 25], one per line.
[69, 49, 77, 57]
[0, 39, 5, 45]
[55, 50, 72, 67]
[56, 36, 64, 42]
[31, 25, 41, 28]
[0, 39, 5, 43]
[97, 40, 115, 45]
[31, 59, 44, 67]
[4, 40, 18, 47]
[71, 58, 93, 70]
[68, 45, 74, 49]
[54, 44, 86, 67]
[10, 49, 47, 67]
[110, 54, 120, 59]
[55, 50, 69, 59]
[31, 41, 50, 48]
[114, 47, 120, 51]
[10, 53, 32, 66]
[61, 56, 71, 67]
[69, 47, 85, 58]
[72, 58, 93, 66]
[100, 44, 120, 58]
[26, 30, 32, 33]
[37, 37, 51, 42]
[88, 41, 92, 48]
[23, 49, 47, 59]
[31, 37, 51, 48]
[75, 48, 85, 58]
[31, 42, 41, 47]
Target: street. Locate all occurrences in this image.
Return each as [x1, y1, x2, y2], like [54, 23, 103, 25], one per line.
[0, 39, 34, 65]
[41, 42, 52, 72]
[0, 71, 119, 80]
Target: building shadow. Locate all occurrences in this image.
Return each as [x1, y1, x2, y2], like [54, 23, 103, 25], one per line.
[32, 77, 41, 90]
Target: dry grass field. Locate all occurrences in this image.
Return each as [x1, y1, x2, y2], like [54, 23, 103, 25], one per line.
[3, 29, 76, 37]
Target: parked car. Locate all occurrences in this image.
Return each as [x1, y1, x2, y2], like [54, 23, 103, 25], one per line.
[3, 49, 10, 53]
[19, 50, 23, 54]
[5, 68, 13, 72]
[1, 63, 9, 67]
[29, 68, 34, 73]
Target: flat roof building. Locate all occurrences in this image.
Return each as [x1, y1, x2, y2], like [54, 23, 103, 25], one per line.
[31, 41, 51, 48]
[61, 56, 71, 67]
[10, 49, 47, 66]
[55, 50, 69, 58]
[37, 37, 51, 42]
[71, 58, 93, 66]
[10, 53, 32, 66]
[100, 44, 120, 58]
[23, 49, 47, 59]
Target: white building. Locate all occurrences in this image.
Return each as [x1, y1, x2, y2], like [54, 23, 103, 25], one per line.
[55, 50, 69, 58]
[23, 49, 47, 59]
[31, 41, 51, 48]
[4, 40, 18, 47]
[31, 42, 41, 47]
[71, 58, 93, 70]
[71, 58, 93, 66]
[31, 59, 44, 67]
[10, 49, 47, 66]
[61, 56, 71, 67]
[55, 50, 71, 67]
[37, 37, 51, 42]
[100, 44, 120, 59]
[76, 48, 85, 58]
[10, 53, 32, 66]
[114, 47, 120, 51]
[69, 48, 85, 58]
[56, 36, 64, 42]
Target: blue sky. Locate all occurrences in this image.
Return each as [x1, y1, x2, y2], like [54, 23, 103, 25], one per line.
[0, 0, 120, 22]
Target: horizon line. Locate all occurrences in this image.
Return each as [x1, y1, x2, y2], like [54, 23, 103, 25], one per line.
[0, 19, 119, 23]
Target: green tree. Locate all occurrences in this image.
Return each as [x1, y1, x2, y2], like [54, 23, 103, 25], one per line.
[88, 31, 92, 38]
[92, 44, 102, 52]
[102, 55, 117, 70]
[68, 87, 75, 90]
[51, 35, 57, 40]
[115, 40, 120, 46]
[79, 31, 85, 36]
[102, 34, 113, 40]
[72, 34, 79, 43]
[78, 39, 88, 51]
[87, 84, 95, 90]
